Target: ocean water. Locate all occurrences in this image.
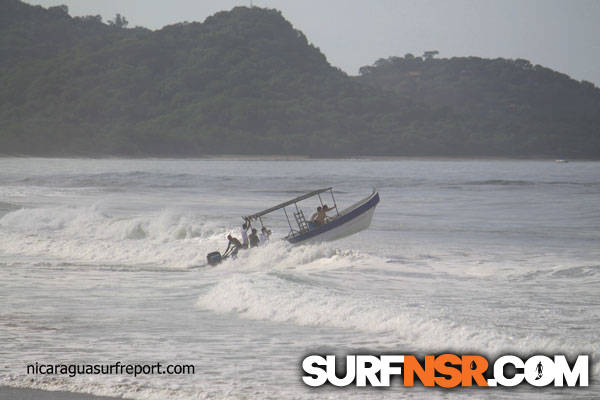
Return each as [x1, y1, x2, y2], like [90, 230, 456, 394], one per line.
[0, 157, 598, 399]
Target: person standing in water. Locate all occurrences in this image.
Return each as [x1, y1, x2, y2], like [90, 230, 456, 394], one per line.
[248, 228, 260, 248]
[224, 234, 242, 258]
[259, 226, 271, 245]
[240, 221, 249, 249]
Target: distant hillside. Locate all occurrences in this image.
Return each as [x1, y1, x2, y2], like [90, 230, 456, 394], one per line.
[1, 0, 599, 158]
[357, 55, 600, 157]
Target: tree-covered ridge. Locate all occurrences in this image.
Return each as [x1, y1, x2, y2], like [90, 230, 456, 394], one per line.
[0, 0, 132, 68]
[1, 1, 410, 155]
[1, 0, 599, 158]
[357, 55, 600, 157]
[359, 54, 599, 123]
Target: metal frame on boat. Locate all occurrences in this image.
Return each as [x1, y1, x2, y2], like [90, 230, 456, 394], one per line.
[243, 188, 380, 244]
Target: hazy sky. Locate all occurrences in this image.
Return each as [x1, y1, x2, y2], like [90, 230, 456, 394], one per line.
[28, 0, 600, 85]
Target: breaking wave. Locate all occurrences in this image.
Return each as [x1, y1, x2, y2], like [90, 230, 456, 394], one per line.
[0, 205, 228, 268]
[197, 271, 599, 373]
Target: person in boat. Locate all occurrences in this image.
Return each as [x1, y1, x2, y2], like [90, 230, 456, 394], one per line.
[309, 206, 322, 229]
[259, 226, 271, 245]
[321, 204, 335, 223]
[248, 228, 260, 248]
[224, 234, 242, 258]
[240, 221, 249, 249]
[314, 205, 333, 226]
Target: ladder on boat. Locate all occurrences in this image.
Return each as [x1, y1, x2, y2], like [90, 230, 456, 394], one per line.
[293, 210, 309, 233]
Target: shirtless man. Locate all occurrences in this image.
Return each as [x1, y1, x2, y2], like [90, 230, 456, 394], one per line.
[315, 204, 334, 225]
[224, 234, 242, 258]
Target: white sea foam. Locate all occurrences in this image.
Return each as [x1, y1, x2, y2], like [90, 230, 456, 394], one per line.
[197, 270, 599, 373]
[211, 240, 368, 273]
[0, 203, 373, 271]
[0, 205, 228, 268]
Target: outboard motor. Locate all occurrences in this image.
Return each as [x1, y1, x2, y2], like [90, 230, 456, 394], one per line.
[206, 251, 222, 266]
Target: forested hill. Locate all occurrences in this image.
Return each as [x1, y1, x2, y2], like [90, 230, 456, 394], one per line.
[1, 0, 599, 158]
[357, 55, 600, 157]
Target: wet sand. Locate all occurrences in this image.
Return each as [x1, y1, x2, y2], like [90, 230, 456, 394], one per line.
[0, 387, 121, 400]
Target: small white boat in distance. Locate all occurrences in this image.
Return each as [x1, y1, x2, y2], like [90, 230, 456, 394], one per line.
[243, 188, 380, 245]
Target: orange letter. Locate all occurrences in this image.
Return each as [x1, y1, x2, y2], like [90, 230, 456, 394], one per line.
[461, 355, 489, 387]
[403, 355, 435, 386]
[434, 354, 462, 388]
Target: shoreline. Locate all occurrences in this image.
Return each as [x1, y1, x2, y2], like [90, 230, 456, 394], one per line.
[0, 386, 121, 400]
[0, 154, 596, 161]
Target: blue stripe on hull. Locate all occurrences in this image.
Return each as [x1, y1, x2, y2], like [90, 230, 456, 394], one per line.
[287, 192, 380, 244]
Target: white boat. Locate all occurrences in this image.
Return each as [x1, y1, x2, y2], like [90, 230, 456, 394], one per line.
[244, 188, 380, 244]
[207, 188, 379, 265]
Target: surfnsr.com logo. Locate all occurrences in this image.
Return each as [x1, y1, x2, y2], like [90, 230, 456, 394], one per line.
[302, 354, 589, 388]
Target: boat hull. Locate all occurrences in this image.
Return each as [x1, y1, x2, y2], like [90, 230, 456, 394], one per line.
[287, 191, 379, 244]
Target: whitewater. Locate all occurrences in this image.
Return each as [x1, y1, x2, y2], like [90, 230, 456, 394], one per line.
[0, 158, 598, 399]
